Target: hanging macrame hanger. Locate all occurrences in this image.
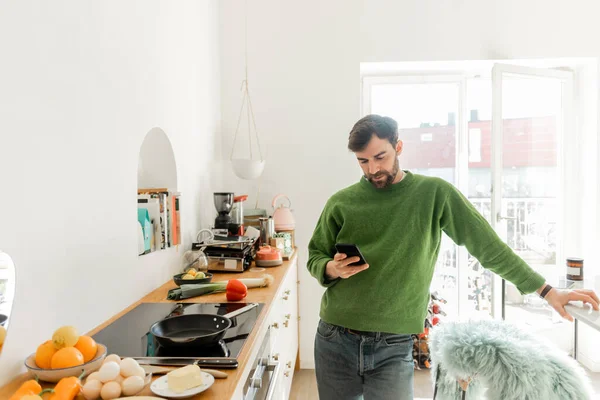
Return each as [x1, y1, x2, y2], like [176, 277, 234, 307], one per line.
[230, 0, 264, 163]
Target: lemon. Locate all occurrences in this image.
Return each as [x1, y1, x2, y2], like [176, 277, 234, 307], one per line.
[182, 274, 195, 280]
[52, 325, 79, 349]
[196, 271, 205, 279]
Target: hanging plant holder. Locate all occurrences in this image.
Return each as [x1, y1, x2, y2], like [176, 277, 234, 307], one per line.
[230, 0, 265, 180]
[230, 79, 265, 180]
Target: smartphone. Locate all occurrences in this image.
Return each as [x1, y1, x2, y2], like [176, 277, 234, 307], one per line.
[334, 243, 368, 266]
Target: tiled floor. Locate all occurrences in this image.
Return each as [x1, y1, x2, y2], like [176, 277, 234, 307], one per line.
[290, 368, 600, 399]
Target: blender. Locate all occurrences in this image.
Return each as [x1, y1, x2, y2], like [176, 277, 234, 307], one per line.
[213, 192, 234, 232]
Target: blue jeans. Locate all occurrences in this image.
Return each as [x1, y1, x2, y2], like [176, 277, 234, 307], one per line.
[314, 319, 414, 400]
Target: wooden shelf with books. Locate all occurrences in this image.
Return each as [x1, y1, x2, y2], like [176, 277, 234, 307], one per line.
[137, 188, 181, 256]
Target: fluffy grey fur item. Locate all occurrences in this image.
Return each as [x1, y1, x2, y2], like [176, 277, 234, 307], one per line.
[428, 319, 594, 400]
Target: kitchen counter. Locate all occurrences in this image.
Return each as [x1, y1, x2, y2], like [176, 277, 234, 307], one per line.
[565, 302, 600, 362]
[0, 252, 299, 400]
[565, 302, 600, 332]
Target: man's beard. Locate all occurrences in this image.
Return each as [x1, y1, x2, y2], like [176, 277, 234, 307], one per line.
[367, 157, 400, 189]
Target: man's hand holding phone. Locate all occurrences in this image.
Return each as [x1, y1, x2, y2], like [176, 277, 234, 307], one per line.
[325, 252, 369, 280]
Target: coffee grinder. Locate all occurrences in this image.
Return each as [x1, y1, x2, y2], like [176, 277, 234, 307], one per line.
[213, 192, 234, 234]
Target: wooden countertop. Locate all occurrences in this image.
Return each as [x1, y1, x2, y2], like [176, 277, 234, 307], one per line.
[0, 252, 298, 400]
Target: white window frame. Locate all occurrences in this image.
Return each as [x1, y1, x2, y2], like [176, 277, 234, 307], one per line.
[362, 66, 583, 320]
[491, 63, 575, 319]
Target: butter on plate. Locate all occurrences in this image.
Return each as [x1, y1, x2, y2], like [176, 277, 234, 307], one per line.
[167, 364, 205, 393]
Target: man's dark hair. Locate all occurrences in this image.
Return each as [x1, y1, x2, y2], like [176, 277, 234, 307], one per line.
[348, 114, 398, 152]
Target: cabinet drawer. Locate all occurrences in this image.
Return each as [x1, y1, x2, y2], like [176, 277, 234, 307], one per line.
[282, 349, 297, 399]
[268, 258, 298, 355]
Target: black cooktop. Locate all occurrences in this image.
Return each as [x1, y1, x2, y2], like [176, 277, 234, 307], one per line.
[92, 302, 265, 369]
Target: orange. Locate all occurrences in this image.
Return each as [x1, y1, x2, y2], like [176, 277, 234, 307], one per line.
[35, 340, 58, 369]
[50, 347, 84, 369]
[74, 335, 98, 363]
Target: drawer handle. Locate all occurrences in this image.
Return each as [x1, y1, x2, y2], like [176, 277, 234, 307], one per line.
[284, 371, 290, 377]
[286, 361, 292, 368]
[283, 320, 289, 328]
[272, 322, 279, 329]
[282, 296, 289, 301]
[285, 314, 291, 319]
[284, 289, 291, 295]
[273, 353, 279, 361]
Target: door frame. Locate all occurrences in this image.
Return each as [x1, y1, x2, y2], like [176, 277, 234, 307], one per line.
[361, 74, 473, 318]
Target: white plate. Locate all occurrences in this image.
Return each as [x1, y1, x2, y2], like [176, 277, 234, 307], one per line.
[150, 372, 215, 399]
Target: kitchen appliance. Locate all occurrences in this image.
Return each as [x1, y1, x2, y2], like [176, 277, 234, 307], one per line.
[243, 326, 280, 400]
[193, 241, 255, 273]
[230, 195, 248, 236]
[272, 194, 295, 231]
[149, 303, 258, 348]
[214, 192, 235, 231]
[91, 302, 265, 369]
[244, 208, 267, 230]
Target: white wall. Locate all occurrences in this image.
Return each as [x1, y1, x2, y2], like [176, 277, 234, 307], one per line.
[0, 0, 221, 385]
[219, 0, 600, 369]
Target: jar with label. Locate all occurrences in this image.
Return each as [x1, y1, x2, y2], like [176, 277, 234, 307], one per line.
[566, 258, 584, 281]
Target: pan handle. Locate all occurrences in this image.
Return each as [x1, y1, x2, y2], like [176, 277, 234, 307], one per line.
[224, 302, 259, 319]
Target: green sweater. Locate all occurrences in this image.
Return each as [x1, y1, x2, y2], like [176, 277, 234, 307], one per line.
[307, 170, 546, 334]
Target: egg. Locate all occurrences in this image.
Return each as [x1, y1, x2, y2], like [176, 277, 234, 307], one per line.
[103, 354, 121, 365]
[119, 357, 140, 378]
[113, 373, 124, 385]
[82, 379, 102, 400]
[121, 375, 145, 396]
[86, 372, 101, 383]
[132, 365, 146, 378]
[97, 361, 120, 382]
[100, 381, 122, 400]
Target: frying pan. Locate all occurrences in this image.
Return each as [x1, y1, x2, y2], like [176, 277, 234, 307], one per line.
[149, 303, 258, 348]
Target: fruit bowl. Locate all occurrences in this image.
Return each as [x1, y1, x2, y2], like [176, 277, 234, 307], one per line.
[173, 272, 213, 286]
[24, 343, 107, 382]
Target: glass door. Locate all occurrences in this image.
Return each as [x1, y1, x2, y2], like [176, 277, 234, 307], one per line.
[491, 63, 574, 353]
[364, 76, 462, 318]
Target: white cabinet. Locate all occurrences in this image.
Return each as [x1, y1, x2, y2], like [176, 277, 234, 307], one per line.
[238, 257, 299, 400]
[266, 257, 298, 399]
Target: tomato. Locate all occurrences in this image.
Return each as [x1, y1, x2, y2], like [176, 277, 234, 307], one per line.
[226, 279, 248, 301]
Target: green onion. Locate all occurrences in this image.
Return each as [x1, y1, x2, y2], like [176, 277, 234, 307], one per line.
[214, 274, 274, 289]
[167, 274, 274, 300]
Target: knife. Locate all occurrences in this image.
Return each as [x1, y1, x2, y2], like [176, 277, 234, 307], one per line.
[140, 364, 228, 379]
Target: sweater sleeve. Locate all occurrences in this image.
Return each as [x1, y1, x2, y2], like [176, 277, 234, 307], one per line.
[307, 199, 341, 288]
[439, 183, 546, 295]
